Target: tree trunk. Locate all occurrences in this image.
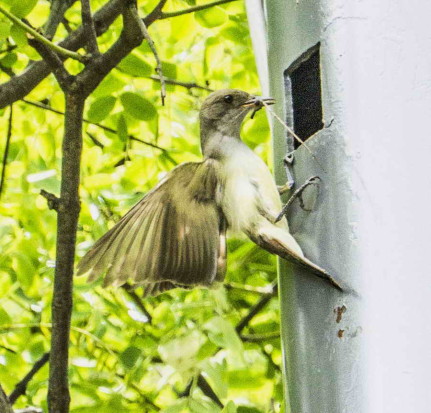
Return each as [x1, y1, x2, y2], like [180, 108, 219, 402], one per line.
[47, 93, 84, 413]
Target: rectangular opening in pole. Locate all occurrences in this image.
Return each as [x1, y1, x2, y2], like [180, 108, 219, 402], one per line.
[284, 44, 323, 149]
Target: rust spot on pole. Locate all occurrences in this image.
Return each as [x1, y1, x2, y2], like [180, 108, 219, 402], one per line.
[334, 305, 347, 323]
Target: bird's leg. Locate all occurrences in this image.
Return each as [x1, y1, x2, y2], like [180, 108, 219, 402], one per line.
[279, 151, 295, 193]
[275, 176, 321, 223]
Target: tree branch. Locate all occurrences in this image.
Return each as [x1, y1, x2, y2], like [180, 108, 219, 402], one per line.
[0, 0, 123, 108]
[44, 0, 77, 39]
[180, 374, 223, 408]
[235, 282, 278, 334]
[0, 4, 87, 62]
[0, 105, 13, 201]
[240, 331, 280, 343]
[149, 75, 213, 92]
[21, 99, 176, 165]
[122, 284, 153, 324]
[128, 4, 166, 105]
[40, 189, 61, 212]
[47, 93, 85, 413]
[8, 352, 50, 404]
[27, 39, 73, 91]
[0, 0, 226, 108]
[81, 0, 99, 56]
[144, 0, 168, 24]
[0, 384, 13, 413]
[160, 0, 239, 20]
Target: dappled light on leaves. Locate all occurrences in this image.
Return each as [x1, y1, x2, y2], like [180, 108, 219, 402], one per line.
[0, 1, 282, 412]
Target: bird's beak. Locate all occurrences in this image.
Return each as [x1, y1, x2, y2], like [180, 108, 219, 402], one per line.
[241, 96, 276, 108]
[241, 96, 275, 118]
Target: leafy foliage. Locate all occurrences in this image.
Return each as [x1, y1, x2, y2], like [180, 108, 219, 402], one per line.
[0, 1, 282, 412]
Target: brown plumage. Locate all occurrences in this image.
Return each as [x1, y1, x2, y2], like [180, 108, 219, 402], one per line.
[78, 89, 342, 295]
[78, 161, 226, 295]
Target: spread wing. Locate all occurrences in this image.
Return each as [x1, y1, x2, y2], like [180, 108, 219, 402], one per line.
[77, 160, 226, 295]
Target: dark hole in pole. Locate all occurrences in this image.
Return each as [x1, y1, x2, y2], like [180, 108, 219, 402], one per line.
[284, 44, 323, 149]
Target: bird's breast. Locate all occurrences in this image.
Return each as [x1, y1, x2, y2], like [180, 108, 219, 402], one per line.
[217, 144, 281, 233]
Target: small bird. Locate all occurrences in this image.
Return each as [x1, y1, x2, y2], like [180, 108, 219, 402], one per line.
[77, 89, 342, 294]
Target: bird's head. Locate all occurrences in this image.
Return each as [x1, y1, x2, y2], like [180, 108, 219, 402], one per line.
[200, 89, 275, 135]
[199, 89, 275, 157]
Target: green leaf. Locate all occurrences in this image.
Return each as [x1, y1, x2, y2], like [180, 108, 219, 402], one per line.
[10, 0, 37, 18]
[237, 407, 261, 413]
[117, 114, 128, 142]
[195, 7, 227, 28]
[93, 74, 126, 98]
[87, 96, 116, 123]
[10, 24, 27, 46]
[202, 359, 228, 399]
[120, 92, 157, 121]
[0, 307, 12, 325]
[118, 54, 152, 77]
[84, 173, 116, 189]
[1, 52, 17, 68]
[0, 21, 10, 39]
[120, 346, 141, 369]
[222, 401, 237, 413]
[204, 316, 244, 358]
[189, 398, 219, 413]
[161, 61, 177, 79]
[158, 330, 205, 373]
[161, 399, 188, 413]
[12, 253, 35, 288]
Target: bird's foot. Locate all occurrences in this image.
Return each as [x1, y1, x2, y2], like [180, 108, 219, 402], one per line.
[275, 176, 321, 222]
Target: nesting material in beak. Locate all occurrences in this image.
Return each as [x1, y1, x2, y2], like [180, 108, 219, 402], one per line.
[241, 96, 276, 119]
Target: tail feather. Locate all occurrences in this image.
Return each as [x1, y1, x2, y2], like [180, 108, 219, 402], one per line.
[249, 230, 343, 292]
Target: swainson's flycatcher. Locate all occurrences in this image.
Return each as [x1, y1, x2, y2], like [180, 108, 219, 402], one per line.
[77, 89, 342, 294]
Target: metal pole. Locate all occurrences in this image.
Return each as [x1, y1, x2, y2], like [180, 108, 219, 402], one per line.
[256, 0, 431, 412]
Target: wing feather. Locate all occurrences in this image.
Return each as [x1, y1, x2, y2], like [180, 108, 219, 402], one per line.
[77, 161, 227, 295]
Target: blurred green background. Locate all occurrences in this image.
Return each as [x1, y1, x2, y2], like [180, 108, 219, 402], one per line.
[0, 1, 283, 411]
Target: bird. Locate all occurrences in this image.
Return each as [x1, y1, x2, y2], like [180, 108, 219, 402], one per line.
[77, 89, 342, 295]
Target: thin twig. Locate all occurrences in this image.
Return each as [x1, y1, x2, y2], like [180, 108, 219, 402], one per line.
[81, 0, 99, 56]
[160, 0, 239, 19]
[258, 342, 282, 373]
[21, 99, 177, 165]
[8, 352, 50, 404]
[150, 75, 213, 92]
[44, 0, 76, 39]
[128, 4, 166, 105]
[235, 282, 278, 334]
[85, 131, 104, 148]
[0, 4, 88, 62]
[0, 105, 13, 200]
[27, 38, 73, 91]
[240, 331, 280, 342]
[122, 284, 153, 324]
[0, 0, 208, 109]
[144, 0, 168, 25]
[40, 189, 60, 212]
[180, 374, 223, 408]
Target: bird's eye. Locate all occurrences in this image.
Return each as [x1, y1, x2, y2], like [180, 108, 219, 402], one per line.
[223, 95, 233, 104]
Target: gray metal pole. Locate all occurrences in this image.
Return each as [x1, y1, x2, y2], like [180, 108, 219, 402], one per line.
[254, 0, 431, 412]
